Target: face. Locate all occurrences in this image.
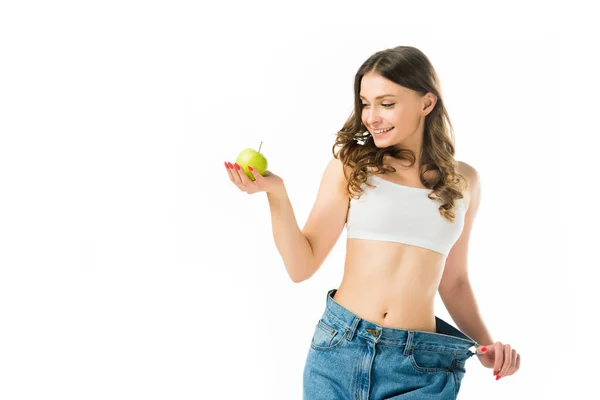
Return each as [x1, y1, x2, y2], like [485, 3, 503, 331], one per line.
[359, 72, 434, 149]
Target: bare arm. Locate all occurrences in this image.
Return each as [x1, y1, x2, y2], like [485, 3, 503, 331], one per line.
[261, 156, 349, 283]
[266, 187, 316, 283]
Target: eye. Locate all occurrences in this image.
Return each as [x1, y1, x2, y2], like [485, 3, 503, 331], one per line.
[361, 103, 395, 108]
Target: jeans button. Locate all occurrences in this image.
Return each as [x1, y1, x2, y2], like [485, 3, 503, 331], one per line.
[366, 328, 379, 338]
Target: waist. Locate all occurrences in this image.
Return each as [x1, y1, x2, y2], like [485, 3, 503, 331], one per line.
[324, 288, 477, 349]
[339, 239, 447, 331]
[333, 282, 437, 332]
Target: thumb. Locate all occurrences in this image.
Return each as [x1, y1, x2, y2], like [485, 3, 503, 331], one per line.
[477, 345, 489, 355]
[248, 166, 261, 181]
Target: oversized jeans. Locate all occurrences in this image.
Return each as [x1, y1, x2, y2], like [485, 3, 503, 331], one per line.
[303, 288, 480, 400]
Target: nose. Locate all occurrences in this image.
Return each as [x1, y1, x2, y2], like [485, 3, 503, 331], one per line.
[365, 108, 382, 127]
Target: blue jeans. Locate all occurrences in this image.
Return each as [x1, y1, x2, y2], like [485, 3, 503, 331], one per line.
[303, 288, 480, 400]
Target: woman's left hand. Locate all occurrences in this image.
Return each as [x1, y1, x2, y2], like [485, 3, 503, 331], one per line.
[475, 342, 520, 380]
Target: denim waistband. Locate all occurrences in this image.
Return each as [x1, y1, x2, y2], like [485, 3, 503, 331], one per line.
[324, 288, 479, 352]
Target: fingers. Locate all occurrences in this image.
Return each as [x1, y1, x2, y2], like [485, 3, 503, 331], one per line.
[493, 343, 521, 379]
[226, 161, 241, 187]
[507, 348, 518, 376]
[225, 161, 241, 185]
[499, 343, 512, 378]
[225, 161, 256, 192]
[249, 166, 268, 189]
[231, 163, 246, 187]
[504, 348, 519, 377]
[248, 166, 260, 182]
[225, 161, 235, 181]
[236, 164, 256, 188]
[493, 341, 504, 377]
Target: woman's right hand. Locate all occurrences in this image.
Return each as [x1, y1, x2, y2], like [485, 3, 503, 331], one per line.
[225, 161, 285, 196]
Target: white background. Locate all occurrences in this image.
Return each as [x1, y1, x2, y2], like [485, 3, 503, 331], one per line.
[1, 1, 597, 399]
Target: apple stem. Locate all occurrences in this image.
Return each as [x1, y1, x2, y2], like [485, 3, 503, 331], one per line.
[258, 141, 263, 153]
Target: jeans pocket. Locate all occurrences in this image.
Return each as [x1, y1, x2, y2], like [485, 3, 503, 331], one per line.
[310, 318, 346, 352]
[408, 347, 455, 373]
[452, 352, 472, 389]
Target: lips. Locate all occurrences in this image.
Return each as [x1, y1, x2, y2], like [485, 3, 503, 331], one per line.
[373, 126, 394, 135]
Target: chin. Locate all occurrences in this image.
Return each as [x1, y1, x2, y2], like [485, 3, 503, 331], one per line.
[372, 135, 395, 147]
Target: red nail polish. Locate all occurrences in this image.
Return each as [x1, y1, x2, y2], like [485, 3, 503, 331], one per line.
[481, 347, 487, 352]
[493, 370, 498, 376]
[235, 164, 240, 170]
[496, 375, 501, 380]
[248, 166, 253, 171]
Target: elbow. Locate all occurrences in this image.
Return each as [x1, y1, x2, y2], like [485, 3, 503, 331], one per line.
[290, 272, 308, 284]
[289, 252, 318, 284]
[439, 279, 470, 298]
[290, 269, 314, 284]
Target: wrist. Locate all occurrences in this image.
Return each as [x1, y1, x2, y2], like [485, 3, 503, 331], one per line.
[267, 185, 287, 198]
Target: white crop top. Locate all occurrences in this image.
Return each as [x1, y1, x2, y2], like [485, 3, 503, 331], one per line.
[345, 174, 466, 256]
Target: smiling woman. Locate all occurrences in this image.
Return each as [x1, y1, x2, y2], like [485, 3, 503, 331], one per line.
[225, 44, 521, 400]
[301, 45, 520, 399]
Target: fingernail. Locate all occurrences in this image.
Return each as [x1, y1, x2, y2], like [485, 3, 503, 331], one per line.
[248, 166, 254, 171]
[235, 164, 240, 170]
[493, 370, 498, 376]
[225, 161, 230, 168]
[481, 347, 487, 352]
[496, 375, 501, 380]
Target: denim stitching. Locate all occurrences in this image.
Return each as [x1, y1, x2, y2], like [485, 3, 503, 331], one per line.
[324, 308, 348, 331]
[407, 349, 454, 373]
[310, 325, 346, 351]
[317, 319, 336, 335]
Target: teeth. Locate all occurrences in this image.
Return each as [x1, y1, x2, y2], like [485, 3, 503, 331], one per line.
[374, 127, 393, 134]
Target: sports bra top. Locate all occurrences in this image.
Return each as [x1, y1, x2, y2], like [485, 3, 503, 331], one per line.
[345, 174, 466, 256]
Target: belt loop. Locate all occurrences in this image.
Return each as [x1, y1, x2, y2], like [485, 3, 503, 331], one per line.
[403, 331, 414, 356]
[468, 342, 480, 357]
[346, 316, 360, 341]
[328, 288, 336, 301]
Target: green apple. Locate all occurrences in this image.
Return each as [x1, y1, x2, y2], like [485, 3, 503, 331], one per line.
[235, 142, 268, 181]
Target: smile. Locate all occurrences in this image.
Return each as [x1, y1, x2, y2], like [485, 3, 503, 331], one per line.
[373, 127, 394, 134]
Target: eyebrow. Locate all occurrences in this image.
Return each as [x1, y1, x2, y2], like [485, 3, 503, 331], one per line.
[359, 94, 398, 100]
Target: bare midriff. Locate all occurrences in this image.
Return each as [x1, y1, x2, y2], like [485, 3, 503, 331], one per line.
[333, 163, 471, 333]
[333, 239, 447, 333]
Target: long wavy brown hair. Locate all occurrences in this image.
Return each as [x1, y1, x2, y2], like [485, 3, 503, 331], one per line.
[332, 45, 468, 223]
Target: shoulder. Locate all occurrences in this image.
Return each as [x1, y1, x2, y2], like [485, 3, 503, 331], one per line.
[325, 156, 352, 192]
[457, 160, 480, 208]
[457, 160, 479, 185]
[330, 154, 353, 182]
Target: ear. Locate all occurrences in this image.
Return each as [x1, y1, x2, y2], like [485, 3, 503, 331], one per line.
[422, 93, 437, 116]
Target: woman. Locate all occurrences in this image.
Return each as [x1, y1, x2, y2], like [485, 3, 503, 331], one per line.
[224, 45, 520, 399]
